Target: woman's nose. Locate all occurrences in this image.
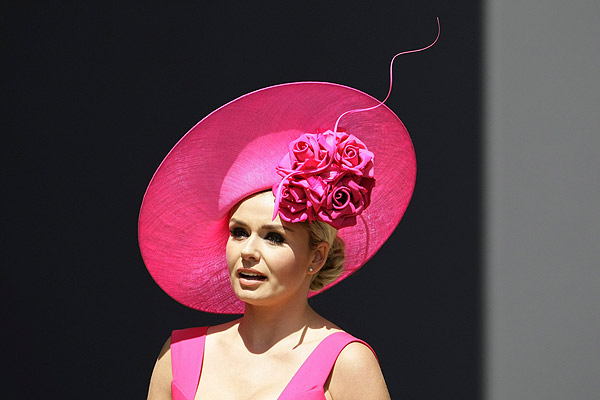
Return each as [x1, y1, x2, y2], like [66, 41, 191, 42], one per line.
[240, 234, 260, 261]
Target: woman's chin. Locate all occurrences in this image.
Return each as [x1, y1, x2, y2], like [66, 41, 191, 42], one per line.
[233, 285, 267, 303]
[236, 294, 272, 308]
[233, 286, 288, 308]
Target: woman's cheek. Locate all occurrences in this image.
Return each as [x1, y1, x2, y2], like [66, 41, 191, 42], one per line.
[225, 241, 237, 271]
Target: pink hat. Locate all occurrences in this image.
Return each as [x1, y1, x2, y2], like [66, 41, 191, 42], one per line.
[138, 81, 416, 313]
[139, 19, 440, 314]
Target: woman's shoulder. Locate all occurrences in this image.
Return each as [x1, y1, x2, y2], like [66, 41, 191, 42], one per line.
[326, 333, 391, 400]
[307, 315, 381, 376]
[320, 327, 378, 369]
[335, 340, 379, 369]
[147, 336, 173, 400]
[147, 324, 222, 400]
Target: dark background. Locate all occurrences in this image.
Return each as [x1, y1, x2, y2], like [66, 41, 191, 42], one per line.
[3, 1, 481, 398]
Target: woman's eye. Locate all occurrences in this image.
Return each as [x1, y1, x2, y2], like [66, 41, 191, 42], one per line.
[265, 232, 285, 244]
[230, 228, 248, 239]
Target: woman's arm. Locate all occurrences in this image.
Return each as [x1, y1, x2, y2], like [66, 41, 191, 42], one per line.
[326, 342, 391, 400]
[147, 337, 172, 400]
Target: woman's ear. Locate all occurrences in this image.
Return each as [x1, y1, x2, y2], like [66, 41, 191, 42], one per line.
[308, 241, 330, 275]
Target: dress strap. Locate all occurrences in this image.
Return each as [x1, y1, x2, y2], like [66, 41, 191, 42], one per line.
[278, 331, 377, 399]
[170, 326, 209, 400]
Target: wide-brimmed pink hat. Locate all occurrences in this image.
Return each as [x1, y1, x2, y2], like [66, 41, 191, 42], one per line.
[138, 80, 416, 314]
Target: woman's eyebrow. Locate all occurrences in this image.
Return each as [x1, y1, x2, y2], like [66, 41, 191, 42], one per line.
[262, 224, 295, 233]
[229, 219, 294, 233]
[229, 218, 246, 226]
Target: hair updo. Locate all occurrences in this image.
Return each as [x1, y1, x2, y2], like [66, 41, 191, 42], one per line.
[302, 221, 346, 291]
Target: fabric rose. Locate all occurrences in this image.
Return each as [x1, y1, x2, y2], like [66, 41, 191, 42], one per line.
[273, 130, 375, 228]
[277, 133, 332, 175]
[317, 175, 375, 229]
[274, 175, 328, 223]
[333, 132, 374, 177]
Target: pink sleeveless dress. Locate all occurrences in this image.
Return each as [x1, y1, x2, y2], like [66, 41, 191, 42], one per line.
[170, 327, 376, 400]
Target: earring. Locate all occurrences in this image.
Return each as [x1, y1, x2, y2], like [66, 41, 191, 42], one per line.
[308, 267, 314, 272]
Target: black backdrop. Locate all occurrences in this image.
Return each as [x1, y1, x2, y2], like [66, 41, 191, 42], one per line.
[3, 1, 481, 399]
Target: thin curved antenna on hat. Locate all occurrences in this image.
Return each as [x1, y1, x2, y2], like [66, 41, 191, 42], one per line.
[333, 17, 441, 133]
[272, 19, 440, 222]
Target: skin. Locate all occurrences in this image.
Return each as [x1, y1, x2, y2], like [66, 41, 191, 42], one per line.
[147, 191, 390, 400]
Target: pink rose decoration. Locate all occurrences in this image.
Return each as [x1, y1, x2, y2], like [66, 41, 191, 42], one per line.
[290, 134, 319, 163]
[317, 175, 375, 229]
[274, 175, 328, 223]
[276, 184, 309, 223]
[272, 130, 376, 229]
[334, 133, 375, 177]
[278, 133, 332, 174]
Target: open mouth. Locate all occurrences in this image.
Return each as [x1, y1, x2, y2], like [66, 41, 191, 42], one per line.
[239, 272, 267, 281]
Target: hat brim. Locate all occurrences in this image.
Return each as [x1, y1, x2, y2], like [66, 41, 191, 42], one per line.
[138, 82, 416, 313]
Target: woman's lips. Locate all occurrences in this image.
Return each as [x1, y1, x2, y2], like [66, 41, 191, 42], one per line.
[237, 268, 267, 286]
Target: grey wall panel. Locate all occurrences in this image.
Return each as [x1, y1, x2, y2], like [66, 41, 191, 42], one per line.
[484, 1, 600, 399]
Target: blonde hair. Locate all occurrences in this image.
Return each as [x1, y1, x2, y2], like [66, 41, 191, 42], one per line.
[302, 221, 346, 291]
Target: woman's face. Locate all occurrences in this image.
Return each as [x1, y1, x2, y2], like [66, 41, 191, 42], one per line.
[226, 191, 317, 308]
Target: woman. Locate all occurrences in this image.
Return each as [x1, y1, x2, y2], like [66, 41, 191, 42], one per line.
[139, 28, 438, 397]
[147, 190, 390, 399]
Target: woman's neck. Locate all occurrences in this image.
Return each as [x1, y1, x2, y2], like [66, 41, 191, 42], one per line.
[236, 300, 318, 353]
